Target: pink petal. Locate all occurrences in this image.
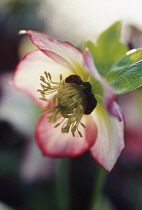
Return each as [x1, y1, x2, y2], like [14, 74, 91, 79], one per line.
[35, 112, 97, 157]
[19, 30, 85, 71]
[83, 49, 102, 80]
[108, 101, 124, 121]
[11, 50, 73, 108]
[90, 103, 125, 171]
[83, 50, 118, 119]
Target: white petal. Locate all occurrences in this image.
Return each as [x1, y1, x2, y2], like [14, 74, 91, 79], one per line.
[36, 113, 97, 157]
[12, 50, 73, 108]
[19, 30, 85, 72]
[90, 103, 125, 171]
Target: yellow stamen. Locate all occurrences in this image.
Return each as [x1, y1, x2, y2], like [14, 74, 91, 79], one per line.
[37, 72, 87, 137]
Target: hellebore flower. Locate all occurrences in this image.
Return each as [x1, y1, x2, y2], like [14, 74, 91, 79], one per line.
[11, 30, 125, 171]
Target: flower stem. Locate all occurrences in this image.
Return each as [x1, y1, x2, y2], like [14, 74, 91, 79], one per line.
[55, 158, 71, 210]
[90, 165, 106, 210]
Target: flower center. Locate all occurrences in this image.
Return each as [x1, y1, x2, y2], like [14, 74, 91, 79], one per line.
[37, 72, 97, 137]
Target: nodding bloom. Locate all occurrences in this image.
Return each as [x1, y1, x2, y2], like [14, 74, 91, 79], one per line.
[11, 30, 125, 171]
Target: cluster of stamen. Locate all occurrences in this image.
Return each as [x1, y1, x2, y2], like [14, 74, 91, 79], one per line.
[37, 72, 97, 137]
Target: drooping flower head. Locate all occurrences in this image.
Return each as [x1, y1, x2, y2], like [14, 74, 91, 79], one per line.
[11, 30, 125, 171]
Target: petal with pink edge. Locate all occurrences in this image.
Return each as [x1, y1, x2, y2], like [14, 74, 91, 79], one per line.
[11, 50, 73, 108]
[90, 103, 125, 171]
[83, 50, 118, 119]
[19, 30, 85, 72]
[35, 113, 97, 157]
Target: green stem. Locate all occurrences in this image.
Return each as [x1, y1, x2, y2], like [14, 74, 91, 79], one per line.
[90, 165, 106, 210]
[55, 158, 71, 210]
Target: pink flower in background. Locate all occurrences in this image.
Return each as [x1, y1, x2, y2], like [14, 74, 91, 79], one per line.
[11, 30, 125, 171]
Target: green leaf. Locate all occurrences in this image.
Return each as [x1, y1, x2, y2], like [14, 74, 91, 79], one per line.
[83, 21, 128, 77]
[106, 49, 142, 94]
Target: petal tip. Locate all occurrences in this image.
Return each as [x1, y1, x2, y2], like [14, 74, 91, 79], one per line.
[84, 48, 89, 52]
[19, 30, 27, 35]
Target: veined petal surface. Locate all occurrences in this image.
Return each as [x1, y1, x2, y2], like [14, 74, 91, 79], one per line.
[90, 103, 125, 171]
[35, 113, 97, 157]
[19, 30, 85, 73]
[11, 50, 73, 108]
